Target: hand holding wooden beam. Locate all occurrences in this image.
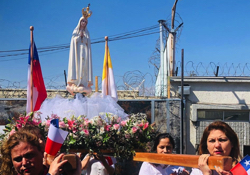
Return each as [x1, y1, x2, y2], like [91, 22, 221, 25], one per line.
[133, 152, 232, 171]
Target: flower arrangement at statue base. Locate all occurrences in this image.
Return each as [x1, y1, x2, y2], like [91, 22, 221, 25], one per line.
[1, 112, 157, 160]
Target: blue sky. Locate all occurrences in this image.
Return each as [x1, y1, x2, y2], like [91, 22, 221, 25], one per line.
[0, 0, 250, 89]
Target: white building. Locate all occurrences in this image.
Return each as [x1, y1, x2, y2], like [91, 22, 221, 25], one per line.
[170, 76, 250, 155]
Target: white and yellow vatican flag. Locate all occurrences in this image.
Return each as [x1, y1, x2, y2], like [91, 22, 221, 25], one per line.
[102, 42, 118, 102]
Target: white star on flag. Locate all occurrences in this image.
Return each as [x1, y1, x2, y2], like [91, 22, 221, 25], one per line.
[244, 160, 250, 166]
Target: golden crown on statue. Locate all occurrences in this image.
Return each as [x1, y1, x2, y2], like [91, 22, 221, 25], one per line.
[82, 4, 92, 19]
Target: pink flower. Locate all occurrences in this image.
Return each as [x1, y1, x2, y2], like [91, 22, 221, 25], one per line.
[105, 125, 111, 131]
[143, 122, 149, 130]
[83, 129, 89, 136]
[97, 120, 103, 126]
[125, 134, 130, 139]
[16, 123, 22, 129]
[121, 120, 127, 127]
[16, 116, 29, 125]
[67, 120, 75, 129]
[113, 124, 120, 130]
[138, 123, 144, 128]
[59, 122, 66, 128]
[10, 129, 16, 136]
[51, 114, 59, 119]
[84, 119, 90, 126]
[29, 119, 41, 126]
[72, 128, 77, 133]
[132, 127, 138, 134]
[117, 117, 122, 123]
[46, 120, 51, 127]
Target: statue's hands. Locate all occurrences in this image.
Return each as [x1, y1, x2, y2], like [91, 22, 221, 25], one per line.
[80, 30, 84, 38]
[88, 81, 93, 87]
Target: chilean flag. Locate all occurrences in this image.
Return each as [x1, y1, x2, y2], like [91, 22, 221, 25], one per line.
[231, 155, 250, 175]
[26, 43, 47, 113]
[105, 156, 116, 166]
[45, 119, 68, 156]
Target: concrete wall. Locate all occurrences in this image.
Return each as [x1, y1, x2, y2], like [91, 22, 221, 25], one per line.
[170, 77, 250, 154]
[0, 89, 140, 99]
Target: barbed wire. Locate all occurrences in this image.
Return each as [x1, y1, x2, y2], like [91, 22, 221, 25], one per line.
[175, 61, 250, 76]
[0, 70, 156, 98]
[123, 70, 155, 96]
[2, 62, 250, 99]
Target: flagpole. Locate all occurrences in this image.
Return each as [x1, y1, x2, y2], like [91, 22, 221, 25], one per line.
[105, 36, 109, 95]
[30, 26, 34, 113]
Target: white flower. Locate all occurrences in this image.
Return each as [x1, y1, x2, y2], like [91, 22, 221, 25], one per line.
[100, 127, 105, 134]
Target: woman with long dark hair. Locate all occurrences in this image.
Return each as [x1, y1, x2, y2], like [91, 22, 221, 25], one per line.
[190, 121, 242, 175]
[139, 133, 188, 175]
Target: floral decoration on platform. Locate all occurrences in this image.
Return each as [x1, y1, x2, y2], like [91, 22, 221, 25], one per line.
[1, 112, 157, 160]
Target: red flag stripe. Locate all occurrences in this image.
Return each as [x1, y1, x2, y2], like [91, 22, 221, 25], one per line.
[105, 156, 113, 166]
[45, 137, 63, 156]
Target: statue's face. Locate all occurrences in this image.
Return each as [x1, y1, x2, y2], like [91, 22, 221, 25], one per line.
[80, 18, 88, 29]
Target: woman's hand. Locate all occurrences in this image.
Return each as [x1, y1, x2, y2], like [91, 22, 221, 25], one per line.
[48, 154, 68, 175]
[94, 154, 115, 175]
[94, 154, 106, 162]
[81, 153, 92, 170]
[214, 166, 233, 175]
[43, 152, 56, 167]
[198, 154, 212, 175]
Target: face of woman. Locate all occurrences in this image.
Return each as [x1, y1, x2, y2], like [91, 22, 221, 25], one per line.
[11, 142, 44, 175]
[157, 137, 173, 154]
[80, 18, 88, 29]
[207, 129, 233, 156]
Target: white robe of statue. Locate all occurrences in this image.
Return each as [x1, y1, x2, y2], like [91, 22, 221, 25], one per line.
[67, 16, 93, 95]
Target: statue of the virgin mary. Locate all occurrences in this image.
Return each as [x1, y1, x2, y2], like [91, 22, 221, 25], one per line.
[38, 5, 128, 121]
[66, 5, 93, 95]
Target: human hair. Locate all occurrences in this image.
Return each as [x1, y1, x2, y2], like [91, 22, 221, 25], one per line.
[19, 124, 45, 141]
[198, 121, 242, 166]
[152, 133, 175, 152]
[0, 131, 42, 175]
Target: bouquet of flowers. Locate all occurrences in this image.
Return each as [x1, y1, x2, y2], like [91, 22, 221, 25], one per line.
[1, 112, 157, 160]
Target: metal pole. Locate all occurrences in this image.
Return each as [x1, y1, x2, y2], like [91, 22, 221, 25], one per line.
[158, 20, 166, 97]
[105, 36, 109, 95]
[30, 26, 34, 113]
[180, 49, 184, 154]
[151, 100, 155, 124]
[166, 99, 170, 133]
[64, 70, 67, 87]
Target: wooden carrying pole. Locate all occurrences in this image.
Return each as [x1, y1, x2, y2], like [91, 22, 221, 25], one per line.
[30, 26, 34, 112]
[133, 153, 232, 171]
[105, 36, 109, 95]
[95, 76, 98, 92]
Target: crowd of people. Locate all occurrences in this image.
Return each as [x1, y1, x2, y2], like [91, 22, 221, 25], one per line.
[0, 120, 241, 175]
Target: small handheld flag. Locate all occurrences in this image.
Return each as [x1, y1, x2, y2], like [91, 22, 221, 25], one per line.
[45, 119, 68, 156]
[231, 155, 250, 175]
